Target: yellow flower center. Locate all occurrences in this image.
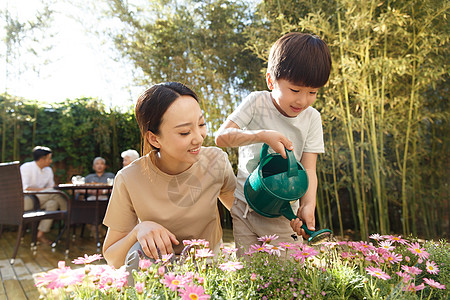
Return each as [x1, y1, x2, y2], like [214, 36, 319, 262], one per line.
[388, 257, 393, 261]
[375, 272, 381, 276]
[302, 252, 310, 256]
[415, 249, 422, 254]
[172, 280, 180, 285]
[189, 293, 199, 300]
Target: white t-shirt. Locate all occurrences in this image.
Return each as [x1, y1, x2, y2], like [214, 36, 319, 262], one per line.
[20, 161, 55, 191]
[221, 91, 325, 203]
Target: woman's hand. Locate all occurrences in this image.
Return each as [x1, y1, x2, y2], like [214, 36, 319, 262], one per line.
[133, 221, 179, 259]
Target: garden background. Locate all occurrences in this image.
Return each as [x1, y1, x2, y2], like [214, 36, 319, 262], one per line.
[1, 0, 448, 241]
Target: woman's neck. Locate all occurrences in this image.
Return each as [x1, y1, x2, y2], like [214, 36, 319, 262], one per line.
[154, 154, 192, 175]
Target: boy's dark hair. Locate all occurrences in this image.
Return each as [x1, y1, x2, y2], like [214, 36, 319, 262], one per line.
[268, 32, 332, 88]
[32, 146, 52, 161]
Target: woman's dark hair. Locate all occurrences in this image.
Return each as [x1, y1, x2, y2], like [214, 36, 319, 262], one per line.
[135, 82, 199, 155]
[32, 146, 52, 161]
[268, 32, 332, 88]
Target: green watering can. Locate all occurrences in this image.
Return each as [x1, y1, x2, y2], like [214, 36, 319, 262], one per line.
[244, 143, 332, 245]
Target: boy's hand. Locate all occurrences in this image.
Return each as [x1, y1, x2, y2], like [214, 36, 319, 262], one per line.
[260, 130, 293, 159]
[290, 204, 316, 239]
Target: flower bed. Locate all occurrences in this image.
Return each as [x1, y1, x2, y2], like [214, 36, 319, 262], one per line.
[36, 234, 449, 299]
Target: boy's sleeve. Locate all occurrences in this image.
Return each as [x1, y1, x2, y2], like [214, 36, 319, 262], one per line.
[226, 93, 255, 129]
[303, 112, 325, 153]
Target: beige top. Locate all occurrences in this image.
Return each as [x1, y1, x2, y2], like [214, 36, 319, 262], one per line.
[103, 146, 236, 254]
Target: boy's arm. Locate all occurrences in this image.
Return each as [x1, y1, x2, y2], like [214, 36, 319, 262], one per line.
[215, 120, 293, 159]
[290, 152, 318, 238]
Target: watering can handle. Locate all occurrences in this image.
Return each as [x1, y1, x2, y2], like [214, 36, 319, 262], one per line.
[260, 144, 298, 178]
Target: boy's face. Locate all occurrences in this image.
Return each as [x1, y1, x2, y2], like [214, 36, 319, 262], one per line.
[267, 73, 319, 117]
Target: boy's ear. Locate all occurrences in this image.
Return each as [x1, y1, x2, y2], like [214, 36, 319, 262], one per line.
[266, 72, 275, 90]
[146, 131, 160, 149]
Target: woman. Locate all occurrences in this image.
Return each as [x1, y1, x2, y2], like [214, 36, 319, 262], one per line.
[102, 82, 236, 272]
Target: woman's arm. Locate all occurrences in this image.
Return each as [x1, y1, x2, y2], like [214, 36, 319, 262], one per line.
[103, 221, 180, 268]
[215, 120, 293, 159]
[218, 190, 234, 211]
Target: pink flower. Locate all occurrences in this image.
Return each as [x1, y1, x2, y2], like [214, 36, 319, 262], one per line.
[369, 233, 384, 240]
[163, 273, 186, 291]
[341, 252, 356, 260]
[72, 254, 103, 265]
[407, 242, 430, 260]
[218, 261, 244, 272]
[364, 251, 380, 264]
[423, 278, 446, 289]
[35, 267, 85, 289]
[195, 248, 214, 259]
[425, 260, 439, 275]
[291, 246, 319, 263]
[402, 283, 425, 292]
[221, 247, 238, 255]
[180, 284, 210, 300]
[396, 271, 411, 283]
[250, 273, 257, 281]
[352, 241, 376, 253]
[257, 234, 279, 244]
[135, 282, 145, 294]
[246, 244, 270, 255]
[98, 266, 129, 289]
[158, 266, 165, 276]
[278, 242, 296, 250]
[378, 240, 395, 252]
[401, 265, 422, 276]
[385, 235, 408, 244]
[365, 266, 391, 280]
[383, 252, 402, 265]
[183, 239, 209, 248]
[265, 244, 285, 257]
[139, 258, 153, 271]
[156, 253, 174, 264]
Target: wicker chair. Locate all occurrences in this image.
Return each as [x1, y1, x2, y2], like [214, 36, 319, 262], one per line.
[0, 161, 68, 264]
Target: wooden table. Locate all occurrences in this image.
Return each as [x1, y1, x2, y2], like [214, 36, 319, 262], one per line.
[57, 183, 113, 251]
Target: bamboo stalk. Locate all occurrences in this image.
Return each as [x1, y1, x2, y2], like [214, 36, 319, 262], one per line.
[329, 127, 343, 237]
[323, 168, 333, 230]
[337, 10, 366, 240]
[401, 3, 417, 236]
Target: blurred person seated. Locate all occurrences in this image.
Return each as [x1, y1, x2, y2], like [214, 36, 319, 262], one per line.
[85, 157, 115, 201]
[21, 146, 67, 245]
[121, 149, 140, 168]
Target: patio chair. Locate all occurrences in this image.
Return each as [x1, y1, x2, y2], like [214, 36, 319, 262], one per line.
[0, 161, 68, 264]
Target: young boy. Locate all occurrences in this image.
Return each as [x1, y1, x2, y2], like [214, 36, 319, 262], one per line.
[215, 32, 331, 255]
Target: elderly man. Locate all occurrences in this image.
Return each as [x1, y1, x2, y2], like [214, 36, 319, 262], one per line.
[21, 146, 67, 244]
[121, 149, 140, 167]
[85, 157, 115, 200]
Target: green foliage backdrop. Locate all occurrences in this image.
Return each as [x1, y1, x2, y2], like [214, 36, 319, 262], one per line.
[0, 95, 140, 181]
